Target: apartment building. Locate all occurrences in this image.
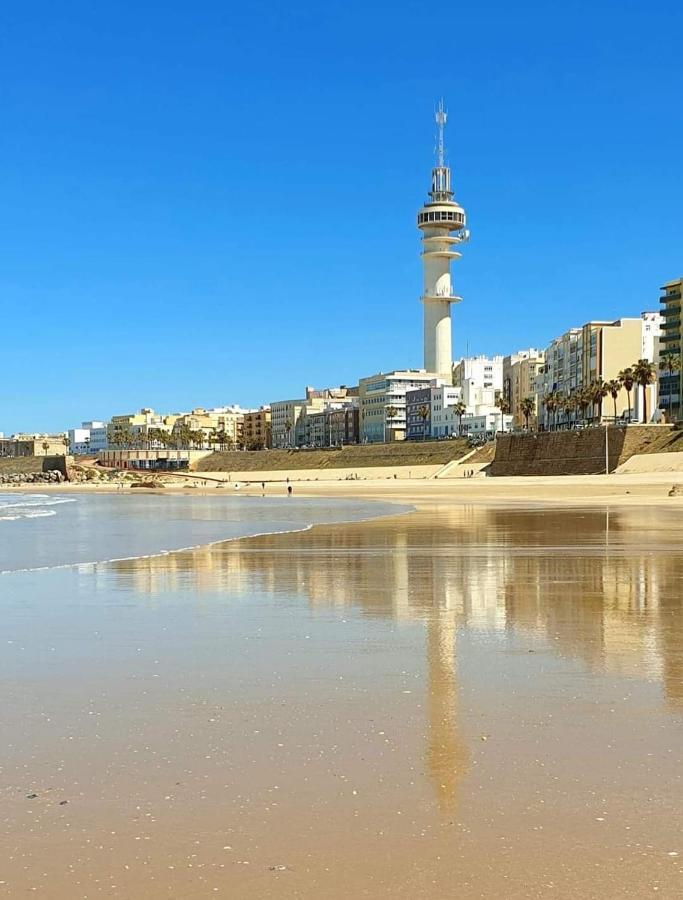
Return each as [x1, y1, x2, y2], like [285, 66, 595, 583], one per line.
[242, 407, 272, 450]
[659, 278, 682, 419]
[358, 370, 442, 443]
[301, 401, 359, 447]
[270, 397, 329, 448]
[107, 409, 180, 447]
[68, 421, 108, 455]
[536, 314, 662, 427]
[406, 385, 463, 439]
[405, 387, 433, 440]
[328, 405, 360, 445]
[502, 349, 545, 429]
[172, 407, 248, 448]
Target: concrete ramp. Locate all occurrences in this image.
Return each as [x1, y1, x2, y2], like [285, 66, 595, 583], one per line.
[615, 451, 683, 474]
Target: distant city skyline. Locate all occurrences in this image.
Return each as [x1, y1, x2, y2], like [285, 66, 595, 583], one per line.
[1, 0, 682, 433]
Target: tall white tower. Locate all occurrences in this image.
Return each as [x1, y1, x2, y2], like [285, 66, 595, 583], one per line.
[418, 101, 468, 381]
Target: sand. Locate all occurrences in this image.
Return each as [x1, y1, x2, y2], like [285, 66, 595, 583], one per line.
[2, 498, 683, 898]
[13, 468, 683, 508]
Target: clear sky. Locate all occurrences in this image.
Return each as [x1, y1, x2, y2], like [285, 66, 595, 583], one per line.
[1, 0, 681, 433]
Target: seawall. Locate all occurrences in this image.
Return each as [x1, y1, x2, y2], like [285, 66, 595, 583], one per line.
[194, 440, 470, 473]
[490, 426, 677, 477]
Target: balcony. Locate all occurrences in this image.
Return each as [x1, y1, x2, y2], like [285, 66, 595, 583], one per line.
[421, 290, 463, 303]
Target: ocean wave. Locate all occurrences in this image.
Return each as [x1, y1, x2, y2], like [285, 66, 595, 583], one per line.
[0, 509, 58, 521]
[0, 496, 78, 510]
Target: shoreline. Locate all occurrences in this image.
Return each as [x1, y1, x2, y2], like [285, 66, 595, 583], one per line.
[6, 469, 683, 508]
[0, 493, 414, 577]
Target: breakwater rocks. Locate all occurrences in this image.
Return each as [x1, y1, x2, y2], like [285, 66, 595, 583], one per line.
[0, 470, 65, 485]
[69, 465, 129, 484]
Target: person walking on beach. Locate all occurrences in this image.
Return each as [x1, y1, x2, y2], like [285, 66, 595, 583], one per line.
[287, 484, 293, 497]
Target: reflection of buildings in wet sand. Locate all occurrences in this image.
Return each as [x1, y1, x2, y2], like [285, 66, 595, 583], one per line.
[109, 505, 683, 710]
[426, 609, 465, 812]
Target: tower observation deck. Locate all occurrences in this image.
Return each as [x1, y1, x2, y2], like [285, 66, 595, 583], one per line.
[417, 101, 468, 381]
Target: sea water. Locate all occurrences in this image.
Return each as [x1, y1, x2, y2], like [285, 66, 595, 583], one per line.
[0, 491, 404, 574]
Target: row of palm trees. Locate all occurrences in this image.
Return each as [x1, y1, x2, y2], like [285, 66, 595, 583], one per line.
[111, 426, 238, 451]
[539, 359, 658, 431]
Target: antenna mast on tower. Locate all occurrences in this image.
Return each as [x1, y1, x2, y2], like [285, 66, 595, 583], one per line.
[436, 99, 447, 167]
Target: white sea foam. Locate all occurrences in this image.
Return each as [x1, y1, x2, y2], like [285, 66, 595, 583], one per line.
[0, 496, 77, 510]
[0, 493, 76, 524]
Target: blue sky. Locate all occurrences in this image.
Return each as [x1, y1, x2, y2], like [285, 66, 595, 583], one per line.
[1, 0, 681, 432]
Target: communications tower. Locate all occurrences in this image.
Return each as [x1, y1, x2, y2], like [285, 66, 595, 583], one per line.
[417, 101, 468, 381]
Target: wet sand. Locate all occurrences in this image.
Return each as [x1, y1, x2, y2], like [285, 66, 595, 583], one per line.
[2, 502, 683, 898]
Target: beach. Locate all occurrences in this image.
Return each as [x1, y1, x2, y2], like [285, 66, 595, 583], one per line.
[11, 466, 683, 507]
[1, 481, 683, 898]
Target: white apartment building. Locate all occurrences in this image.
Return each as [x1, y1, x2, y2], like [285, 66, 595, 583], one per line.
[452, 355, 504, 410]
[68, 421, 108, 455]
[430, 385, 463, 437]
[358, 370, 443, 443]
[635, 311, 664, 421]
[453, 355, 503, 392]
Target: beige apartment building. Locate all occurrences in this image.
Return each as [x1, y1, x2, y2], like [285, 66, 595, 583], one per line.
[536, 314, 661, 426]
[503, 349, 545, 429]
[107, 409, 180, 447]
[242, 407, 272, 449]
[270, 397, 327, 448]
[171, 407, 249, 448]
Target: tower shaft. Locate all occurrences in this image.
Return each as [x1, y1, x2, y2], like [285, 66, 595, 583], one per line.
[417, 102, 468, 382]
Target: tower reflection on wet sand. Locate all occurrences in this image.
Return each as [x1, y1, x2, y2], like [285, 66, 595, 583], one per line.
[109, 503, 683, 810]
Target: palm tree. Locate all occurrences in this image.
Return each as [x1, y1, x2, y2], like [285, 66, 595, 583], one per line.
[542, 393, 556, 431]
[604, 379, 621, 422]
[41, 441, 50, 456]
[618, 367, 635, 423]
[417, 405, 430, 440]
[385, 405, 398, 442]
[577, 388, 591, 425]
[632, 358, 657, 424]
[563, 393, 577, 428]
[589, 378, 608, 424]
[520, 397, 535, 431]
[453, 401, 467, 436]
[660, 353, 681, 418]
[284, 419, 293, 448]
[554, 392, 565, 429]
[495, 395, 511, 433]
[216, 428, 228, 451]
[176, 424, 192, 449]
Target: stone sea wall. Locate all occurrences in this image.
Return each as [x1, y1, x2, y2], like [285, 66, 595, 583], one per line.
[490, 425, 676, 477]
